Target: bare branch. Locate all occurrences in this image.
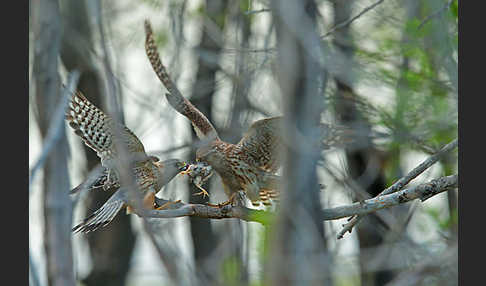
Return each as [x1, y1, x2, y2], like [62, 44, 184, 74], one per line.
[141, 174, 457, 226]
[325, 174, 457, 221]
[377, 138, 457, 197]
[29, 70, 80, 194]
[148, 198, 270, 224]
[337, 138, 458, 239]
[417, 0, 455, 30]
[321, 0, 385, 39]
[244, 8, 271, 15]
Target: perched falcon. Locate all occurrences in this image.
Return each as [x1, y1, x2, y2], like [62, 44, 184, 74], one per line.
[144, 20, 350, 206]
[66, 90, 188, 232]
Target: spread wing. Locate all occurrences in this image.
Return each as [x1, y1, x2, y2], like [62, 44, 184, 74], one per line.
[66, 90, 147, 166]
[144, 19, 219, 142]
[235, 116, 354, 173]
[237, 116, 284, 173]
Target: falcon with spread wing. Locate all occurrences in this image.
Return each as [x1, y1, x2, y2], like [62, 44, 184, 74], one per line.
[66, 90, 187, 232]
[144, 20, 349, 206]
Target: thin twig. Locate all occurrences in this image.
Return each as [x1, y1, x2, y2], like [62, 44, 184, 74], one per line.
[378, 138, 457, 197]
[321, 0, 385, 38]
[244, 8, 271, 15]
[337, 138, 458, 239]
[417, 0, 455, 30]
[29, 70, 80, 194]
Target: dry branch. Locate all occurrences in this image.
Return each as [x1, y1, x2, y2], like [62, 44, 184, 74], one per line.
[337, 138, 458, 238]
[148, 198, 270, 224]
[140, 174, 457, 227]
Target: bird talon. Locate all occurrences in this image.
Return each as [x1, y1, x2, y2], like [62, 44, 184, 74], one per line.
[218, 200, 232, 208]
[193, 189, 210, 198]
[179, 169, 191, 176]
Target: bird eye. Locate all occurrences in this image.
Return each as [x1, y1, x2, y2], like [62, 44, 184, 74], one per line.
[179, 162, 189, 171]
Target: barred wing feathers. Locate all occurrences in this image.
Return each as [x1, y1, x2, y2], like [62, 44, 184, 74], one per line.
[237, 116, 284, 173]
[66, 90, 147, 166]
[144, 20, 219, 142]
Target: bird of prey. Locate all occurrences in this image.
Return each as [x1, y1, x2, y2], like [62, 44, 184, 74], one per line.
[144, 20, 350, 207]
[66, 90, 188, 232]
[69, 155, 162, 195]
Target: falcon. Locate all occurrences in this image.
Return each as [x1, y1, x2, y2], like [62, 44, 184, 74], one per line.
[144, 20, 349, 206]
[66, 90, 188, 232]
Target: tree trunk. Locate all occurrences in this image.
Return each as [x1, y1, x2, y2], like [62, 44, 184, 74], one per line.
[32, 0, 75, 285]
[329, 0, 396, 285]
[59, 1, 136, 285]
[266, 1, 332, 285]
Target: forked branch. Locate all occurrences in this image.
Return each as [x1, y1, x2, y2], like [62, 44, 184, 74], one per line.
[140, 174, 457, 227]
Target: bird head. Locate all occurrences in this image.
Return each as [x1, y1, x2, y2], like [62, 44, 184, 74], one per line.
[195, 141, 224, 165]
[154, 158, 188, 187]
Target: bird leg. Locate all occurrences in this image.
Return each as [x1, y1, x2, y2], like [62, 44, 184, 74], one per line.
[207, 192, 237, 208]
[103, 170, 113, 191]
[193, 183, 210, 198]
[179, 169, 191, 176]
[103, 169, 120, 191]
[179, 162, 212, 198]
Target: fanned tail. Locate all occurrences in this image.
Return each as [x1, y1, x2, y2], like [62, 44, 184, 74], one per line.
[258, 189, 280, 206]
[72, 191, 125, 233]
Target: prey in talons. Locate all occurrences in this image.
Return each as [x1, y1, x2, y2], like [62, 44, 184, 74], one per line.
[179, 161, 213, 198]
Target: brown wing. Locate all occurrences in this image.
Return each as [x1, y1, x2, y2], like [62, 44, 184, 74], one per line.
[237, 116, 283, 173]
[66, 90, 147, 165]
[144, 20, 219, 142]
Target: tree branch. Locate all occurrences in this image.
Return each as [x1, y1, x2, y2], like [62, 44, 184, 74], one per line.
[141, 174, 457, 227]
[321, 0, 385, 39]
[324, 174, 457, 220]
[417, 0, 455, 30]
[337, 138, 458, 238]
[148, 198, 270, 224]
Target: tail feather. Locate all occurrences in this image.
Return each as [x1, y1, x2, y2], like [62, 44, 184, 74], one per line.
[72, 192, 126, 233]
[252, 173, 281, 206]
[260, 173, 281, 190]
[144, 19, 219, 141]
[259, 189, 279, 206]
[144, 20, 179, 96]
